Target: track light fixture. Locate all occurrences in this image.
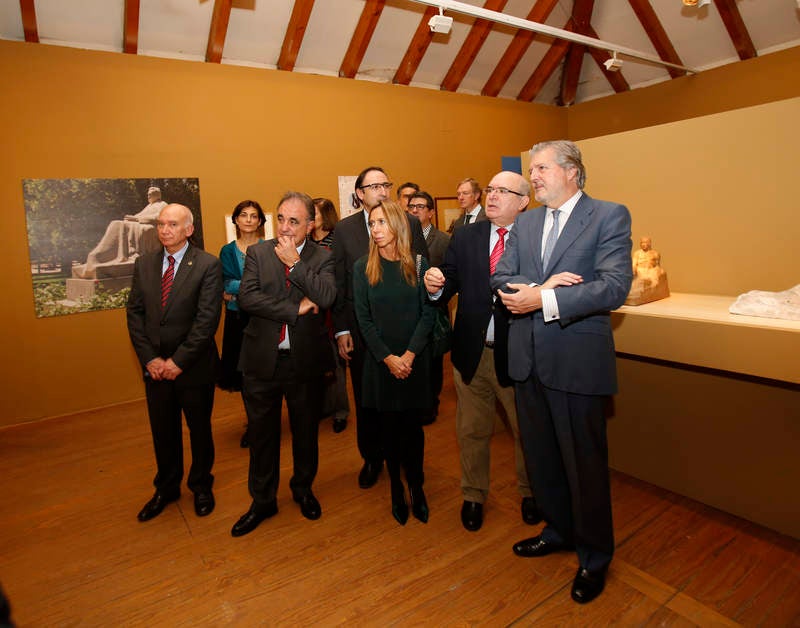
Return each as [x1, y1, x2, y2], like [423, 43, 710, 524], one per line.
[428, 7, 453, 34]
[603, 51, 623, 72]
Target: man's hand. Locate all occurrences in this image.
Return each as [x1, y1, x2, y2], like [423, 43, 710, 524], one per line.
[298, 296, 319, 316]
[337, 333, 354, 362]
[384, 354, 412, 379]
[275, 235, 300, 267]
[497, 283, 542, 315]
[424, 267, 445, 294]
[542, 271, 583, 290]
[161, 358, 183, 381]
[146, 357, 166, 380]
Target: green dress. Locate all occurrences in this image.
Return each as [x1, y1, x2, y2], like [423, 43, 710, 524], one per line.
[353, 255, 436, 412]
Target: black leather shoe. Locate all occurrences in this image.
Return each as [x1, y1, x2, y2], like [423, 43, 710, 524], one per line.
[460, 500, 483, 531]
[521, 496, 542, 525]
[194, 491, 215, 517]
[512, 535, 570, 558]
[239, 428, 249, 448]
[294, 492, 322, 520]
[137, 491, 179, 522]
[332, 418, 347, 433]
[409, 486, 429, 523]
[231, 502, 278, 537]
[358, 461, 383, 489]
[571, 567, 607, 604]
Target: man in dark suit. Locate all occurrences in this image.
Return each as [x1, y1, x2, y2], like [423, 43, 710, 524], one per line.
[424, 172, 538, 532]
[408, 190, 450, 424]
[447, 177, 485, 233]
[127, 203, 223, 522]
[493, 140, 632, 604]
[231, 192, 336, 537]
[332, 166, 429, 489]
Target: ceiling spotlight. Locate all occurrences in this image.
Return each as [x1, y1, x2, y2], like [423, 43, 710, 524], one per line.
[603, 51, 623, 72]
[428, 7, 453, 34]
[682, 0, 711, 6]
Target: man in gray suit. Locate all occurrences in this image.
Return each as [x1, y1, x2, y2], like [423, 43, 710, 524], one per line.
[492, 140, 632, 604]
[407, 191, 449, 267]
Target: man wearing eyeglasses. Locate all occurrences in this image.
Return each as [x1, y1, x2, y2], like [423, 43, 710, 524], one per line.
[332, 167, 429, 489]
[424, 171, 539, 533]
[447, 178, 485, 233]
[492, 140, 632, 604]
[396, 182, 420, 213]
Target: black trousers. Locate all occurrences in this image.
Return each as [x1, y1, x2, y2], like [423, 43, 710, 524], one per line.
[380, 410, 425, 488]
[144, 377, 215, 495]
[515, 374, 614, 572]
[242, 355, 323, 510]
[348, 336, 382, 465]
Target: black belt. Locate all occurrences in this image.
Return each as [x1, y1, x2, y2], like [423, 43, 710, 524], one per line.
[484, 341, 495, 349]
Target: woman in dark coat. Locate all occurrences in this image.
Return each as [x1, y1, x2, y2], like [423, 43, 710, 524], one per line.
[353, 200, 435, 525]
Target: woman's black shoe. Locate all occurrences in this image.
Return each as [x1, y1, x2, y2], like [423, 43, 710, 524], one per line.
[409, 486, 429, 523]
[391, 480, 408, 525]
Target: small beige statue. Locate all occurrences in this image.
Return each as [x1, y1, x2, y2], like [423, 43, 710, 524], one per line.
[625, 236, 670, 305]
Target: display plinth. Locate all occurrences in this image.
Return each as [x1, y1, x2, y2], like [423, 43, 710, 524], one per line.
[612, 293, 800, 384]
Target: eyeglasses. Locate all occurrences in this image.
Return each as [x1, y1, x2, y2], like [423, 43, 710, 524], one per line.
[407, 203, 429, 210]
[484, 186, 525, 197]
[359, 182, 394, 192]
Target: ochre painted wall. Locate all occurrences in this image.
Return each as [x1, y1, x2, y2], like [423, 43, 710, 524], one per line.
[0, 40, 564, 425]
[568, 46, 800, 140]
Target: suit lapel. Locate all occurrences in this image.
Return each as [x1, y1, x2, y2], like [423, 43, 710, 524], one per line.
[544, 194, 594, 274]
[529, 207, 547, 278]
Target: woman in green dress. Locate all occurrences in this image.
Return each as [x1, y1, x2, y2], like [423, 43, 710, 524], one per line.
[353, 200, 436, 525]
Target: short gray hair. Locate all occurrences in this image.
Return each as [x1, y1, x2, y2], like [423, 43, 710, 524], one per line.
[531, 140, 586, 189]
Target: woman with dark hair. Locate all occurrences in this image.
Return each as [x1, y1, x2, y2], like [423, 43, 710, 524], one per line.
[218, 200, 267, 448]
[312, 197, 349, 433]
[311, 197, 338, 248]
[353, 200, 435, 525]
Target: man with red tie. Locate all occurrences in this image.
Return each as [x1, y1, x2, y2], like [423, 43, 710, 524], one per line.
[231, 192, 336, 536]
[127, 203, 223, 522]
[424, 171, 539, 532]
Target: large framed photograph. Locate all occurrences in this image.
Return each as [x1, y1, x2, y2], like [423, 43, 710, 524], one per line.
[24, 177, 203, 318]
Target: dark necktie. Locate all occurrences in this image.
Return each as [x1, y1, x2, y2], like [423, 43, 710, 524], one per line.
[279, 264, 290, 343]
[465, 214, 473, 225]
[489, 227, 507, 274]
[161, 255, 175, 308]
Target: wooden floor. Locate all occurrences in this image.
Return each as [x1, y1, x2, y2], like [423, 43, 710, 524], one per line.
[1, 360, 799, 627]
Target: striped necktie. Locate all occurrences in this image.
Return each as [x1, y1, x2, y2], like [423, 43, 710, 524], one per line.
[489, 227, 507, 274]
[542, 210, 560, 269]
[161, 255, 175, 308]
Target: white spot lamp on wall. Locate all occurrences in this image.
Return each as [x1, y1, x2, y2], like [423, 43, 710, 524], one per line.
[604, 51, 623, 72]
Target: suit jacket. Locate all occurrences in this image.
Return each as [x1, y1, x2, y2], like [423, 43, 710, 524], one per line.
[449, 206, 486, 233]
[424, 226, 450, 267]
[127, 244, 223, 385]
[238, 238, 336, 380]
[332, 210, 429, 337]
[491, 193, 632, 395]
[437, 220, 512, 386]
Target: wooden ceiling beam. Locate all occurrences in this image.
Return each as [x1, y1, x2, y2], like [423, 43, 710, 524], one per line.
[714, 0, 757, 60]
[123, 0, 140, 54]
[340, 0, 385, 79]
[558, 0, 594, 107]
[19, 0, 39, 43]
[584, 24, 629, 94]
[278, 0, 315, 71]
[206, 0, 233, 64]
[627, 0, 684, 78]
[481, 0, 559, 97]
[393, 6, 438, 85]
[517, 18, 573, 103]
[440, 0, 507, 93]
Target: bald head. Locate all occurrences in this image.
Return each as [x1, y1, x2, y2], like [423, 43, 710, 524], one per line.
[157, 204, 195, 253]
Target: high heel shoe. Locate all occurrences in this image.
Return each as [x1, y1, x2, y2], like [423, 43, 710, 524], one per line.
[409, 486, 429, 523]
[391, 481, 408, 526]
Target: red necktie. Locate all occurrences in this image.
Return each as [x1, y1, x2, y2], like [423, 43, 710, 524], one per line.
[489, 227, 507, 274]
[161, 255, 175, 308]
[279, 264, 290, 343]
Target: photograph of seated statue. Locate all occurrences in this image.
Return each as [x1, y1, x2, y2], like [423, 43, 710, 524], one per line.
[23, 177, 203, 317]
